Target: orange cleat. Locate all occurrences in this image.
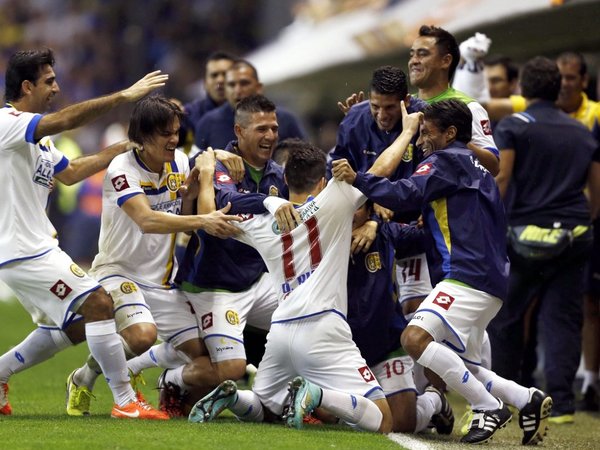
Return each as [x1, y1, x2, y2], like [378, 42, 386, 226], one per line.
[111, 399, 169, 420]
[0, 383, 12, 415]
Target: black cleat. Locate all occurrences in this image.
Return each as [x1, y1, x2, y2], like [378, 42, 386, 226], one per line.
[460, 398, 512, 444]
[519, 388, 553, 445]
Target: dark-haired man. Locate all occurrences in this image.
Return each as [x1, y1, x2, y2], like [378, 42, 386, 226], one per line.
[0, 48, 169, 418]
[334, 99, 552, 445]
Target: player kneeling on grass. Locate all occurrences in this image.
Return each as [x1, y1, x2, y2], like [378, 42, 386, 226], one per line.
[187, 144, 395, 432]
[333, 99, 553, 445]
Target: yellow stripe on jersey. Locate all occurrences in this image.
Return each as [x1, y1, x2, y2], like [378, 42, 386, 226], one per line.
[161, 231, 177, 287]
[431, 198, 451, 253]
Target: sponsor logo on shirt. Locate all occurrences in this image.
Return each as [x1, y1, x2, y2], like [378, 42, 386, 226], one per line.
[480, 119, 492, 135]
[215, 171, 234, 184]
[358, 365, 376, 382]
[414, 163, 432, 175]
[70, 264, 86, 278]
[432, 291, 455, 310]
[120, 282, 138, 294]
[238, 213, 254, 222]
[269, 185, 279, 197]
[225, 310, 239, 325]
[201, 312, 213, 330]
[50, 280, 72, 300]
[362, 149, 377, 156]
[32, 155, 54, 189]
[151, 199, 182, 214]
[111, 174, 130, 192]
[365, 252, 382, 273]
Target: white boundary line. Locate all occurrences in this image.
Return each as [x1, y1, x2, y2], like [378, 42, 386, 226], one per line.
[387, 433, 434, 450]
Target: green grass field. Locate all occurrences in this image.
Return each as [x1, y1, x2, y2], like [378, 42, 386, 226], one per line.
[1, 297, 599, 449]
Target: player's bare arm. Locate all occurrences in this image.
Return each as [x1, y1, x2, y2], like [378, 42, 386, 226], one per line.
[494, 148, 516, 199]
[196, 148, 218, 214]
[35, 70, 169, 140]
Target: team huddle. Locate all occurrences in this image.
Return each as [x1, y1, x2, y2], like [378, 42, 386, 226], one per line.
[1, 23, 599, 446]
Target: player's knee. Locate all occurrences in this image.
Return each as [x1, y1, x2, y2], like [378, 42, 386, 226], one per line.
[120, 323, 157, 356]
[79, 288, 114, 321]
[216, 359, 247, 382]
[401, 326, 430, 360]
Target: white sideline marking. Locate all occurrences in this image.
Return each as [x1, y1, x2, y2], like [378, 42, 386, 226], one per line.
[387, 433, 433, 450]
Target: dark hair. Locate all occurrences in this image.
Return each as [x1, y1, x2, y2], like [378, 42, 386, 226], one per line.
[5, 49, 55, 102]
[229, 58, 259, 81]
[556, 51, 587, 77]
[520, 56, 561, 102]
[206, 51, 236, 65]
[418, 25, 460, 80]
[128, 95, 183, 145]
[484, 55, 519, 83]
[234, 94, 276, 127]
[423, 99, 472, 143]
[284, 141, 327, 193]
[369, 66, 408, 99]
[273, 137, 306, 166]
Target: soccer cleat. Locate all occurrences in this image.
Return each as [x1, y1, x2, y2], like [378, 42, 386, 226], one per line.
[459, 405, 474, 436]
[111, 399, 169, 420]
[519, 388, 553, 445]
[425, 385, 454, 435]
[460, 398, 512, 444]
[157, 369, 185, 418]
[188, 380, 238, 423]
[0, 383, 12, 415]
[283, 377, 322, 430]
[548, 413, 574, 425]
[303, 413, 323, 425]
[66, 370, 95, 416]
[129, 370, 147, 402]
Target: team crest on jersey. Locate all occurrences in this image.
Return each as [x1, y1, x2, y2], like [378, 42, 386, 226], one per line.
[414, 163, 432, 176]
[268, 185, 279, 197]
[433, 291, 455, 310]
[120, 282, 138, 294]
[111, 174, 130, 192]
[365, 252, 382, 273]
[50, 280, 72, 300]
[166, 173, 183, 192]
[215, 171, 234, 184]
[480, 119, 492, 135]
[201, 312, 213, 330]
[402, 144, 414, 162]
[358, 366, 375, 382]
[271, 221, 282, 235]
[225, 310, 239, 325]
[69, 264, 86, 278]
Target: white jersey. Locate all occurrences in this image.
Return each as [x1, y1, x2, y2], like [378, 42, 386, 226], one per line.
[0, 105, 68, 266]
[90, 149, 189, 288]
[235, 179, 365, 323]
[467, 101, 497, 154]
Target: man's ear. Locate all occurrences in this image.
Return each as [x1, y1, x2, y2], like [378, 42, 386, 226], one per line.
[234, 123, 243, 140]
[404, 93, 411, 108]
[441, 53, 452, 72]
[446, 125, 457, 142]
[21, 80, 34, 96]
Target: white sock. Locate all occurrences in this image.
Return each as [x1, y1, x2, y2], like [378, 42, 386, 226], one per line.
[85, 320, 135, 407]
[582, 370, 599, 393]
[163, 366, 192, 391]
[417, 341, 498, 411]
[0, 328, 71, 383]
[414, 390, 441, 432]
[412, 362, 430, 394]
[481, 331, 492, 370]
[128, 342, 189, 374]
[468, 363, 530, 410]
[229, 389, 264, 422]
[320, 388, 383, 432]
[73, 357, 102, 390]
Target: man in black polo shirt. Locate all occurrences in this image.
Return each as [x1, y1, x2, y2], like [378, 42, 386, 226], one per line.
[489, 56, 600, 424]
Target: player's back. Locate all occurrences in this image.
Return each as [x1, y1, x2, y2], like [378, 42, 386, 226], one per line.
[235, 179, 365, 323]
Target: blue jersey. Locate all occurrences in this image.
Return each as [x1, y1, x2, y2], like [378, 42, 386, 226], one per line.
[194, 103, 307, 150]
[176, 142, 287, 291]
[353, 143, 509, 300]
[181, 96, 220, 137]
[328, 98, 427, 181]
[347, 222, 425, 366]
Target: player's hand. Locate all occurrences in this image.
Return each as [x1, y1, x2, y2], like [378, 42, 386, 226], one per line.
[200, 202, 242, 238]
[374, 203, 394, 222]
[460, 32, 491, 63]
[196, 147, 217, 175]
[337, 91, 365, 115]
[180, 167, 200, 199]
[332, 159, 357, 184]
[401, 100, 423, 136]
[121, 70, 169, 102]
[214, 149, 245, 182]
[274, 202, 302, 233]
[351, 220, 377, 254]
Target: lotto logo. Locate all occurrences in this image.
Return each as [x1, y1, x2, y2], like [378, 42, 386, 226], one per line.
[201, 312, 213, 330]
[215, 172, 233, 184]
[50, 280, 72, 300]
[480, 119, 492, 135]
[358, 366, 375, 382]
[415, 163, 432, 175]
[111, 175, 130, 192]
[433, 291, 455, 310]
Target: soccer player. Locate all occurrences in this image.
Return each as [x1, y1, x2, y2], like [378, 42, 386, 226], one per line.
[64, 95, 242, 416]
[0, 48, 169, 419]
[333, 99, 552, 445]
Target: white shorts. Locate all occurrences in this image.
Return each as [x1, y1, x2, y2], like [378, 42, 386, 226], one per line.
[100, 275, 198, 348]
[396, 253, 432, 305]
[0, 248, 101, 329]
[183, 273, 278, 362]
[98, 276, 155, 333]
[409, 281, 502, 365]
[370, 350, 417, 396]
[253, 312, 385, 415]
